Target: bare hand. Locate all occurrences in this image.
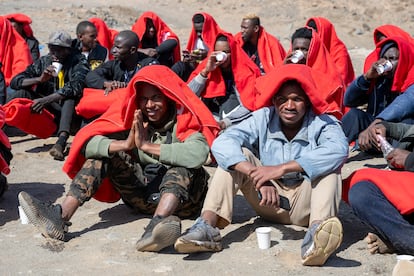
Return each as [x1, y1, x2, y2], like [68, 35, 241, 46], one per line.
[141, 48, 158, 57]
[133, 110, 148, 149]
[39, 65, 55, 83]
[387, 148, 410, 169]
[365, 58, 386, 80]
[104, 81, 127, 95]
[248, 165, 285, 189]
[358, 120, 382, 151]
[258, 183, 280, 209]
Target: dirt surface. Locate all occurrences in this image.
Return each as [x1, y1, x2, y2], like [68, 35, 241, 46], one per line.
[1, 0, 413, 275]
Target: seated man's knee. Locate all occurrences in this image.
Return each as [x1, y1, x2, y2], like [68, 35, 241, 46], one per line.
[348, 181, 373, 210]
[160, 167, 192, 202]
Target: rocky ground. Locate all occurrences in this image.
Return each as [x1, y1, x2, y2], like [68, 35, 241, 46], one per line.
[1, 0, 413, 275]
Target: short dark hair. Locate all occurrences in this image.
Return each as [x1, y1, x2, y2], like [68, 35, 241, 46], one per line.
[117, 30, 140, 48]
[291, 27, 313, 43]
[76, 21, 96, 35]
[192, 14, 205, 24]
[216, 35, 228, 43]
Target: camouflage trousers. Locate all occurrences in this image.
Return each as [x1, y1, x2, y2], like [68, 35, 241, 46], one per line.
[68, 152, 209, 218]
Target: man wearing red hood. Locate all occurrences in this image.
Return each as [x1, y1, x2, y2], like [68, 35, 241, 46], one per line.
[234, 14, 286, 75]
[5, 13, 40, 62]
[342, 37, 414, 152]
[18, 65, 220, 253]
[176, 64, 348, 266]
[187, 32, 261, 130]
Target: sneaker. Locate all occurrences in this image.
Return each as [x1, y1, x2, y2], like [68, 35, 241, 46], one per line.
[301, 216, 343, 266]
[174, 217, 222, 253]
[18, 191, 69, 241]
[136, 215, 181, 252]
[49, 144, 65, 161]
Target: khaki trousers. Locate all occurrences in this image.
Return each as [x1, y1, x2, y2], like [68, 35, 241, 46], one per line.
[203, 149, 341, 228]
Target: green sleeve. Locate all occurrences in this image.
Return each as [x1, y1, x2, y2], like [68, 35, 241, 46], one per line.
[84, 135, 114, 159]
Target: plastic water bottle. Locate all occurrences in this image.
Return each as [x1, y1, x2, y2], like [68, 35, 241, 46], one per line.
[377, 134, 394, 158]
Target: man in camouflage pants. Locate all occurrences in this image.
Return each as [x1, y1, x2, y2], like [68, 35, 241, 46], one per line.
[18, 65, 215, 252]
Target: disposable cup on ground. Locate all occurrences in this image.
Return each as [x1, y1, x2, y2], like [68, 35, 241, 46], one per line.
[396, 255, 414, 262]
[255, 227, 271, 249]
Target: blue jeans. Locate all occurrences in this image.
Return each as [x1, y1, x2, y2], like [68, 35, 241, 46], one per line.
[349, 181, 414, 255]
[341, 108, 374, 143]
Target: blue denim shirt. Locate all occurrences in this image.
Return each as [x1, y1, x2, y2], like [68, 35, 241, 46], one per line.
[211, 107, 349, 181]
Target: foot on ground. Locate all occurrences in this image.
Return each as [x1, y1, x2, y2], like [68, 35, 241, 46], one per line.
[364, 232, 394, 254]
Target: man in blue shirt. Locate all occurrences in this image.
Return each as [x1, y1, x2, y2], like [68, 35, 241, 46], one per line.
[175, 64, 349, 266]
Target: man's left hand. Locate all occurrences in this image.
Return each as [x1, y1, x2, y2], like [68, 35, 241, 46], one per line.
[249, 165, 285, 189]
[30, 93, 63, 113]
[387, 148, 410, 169]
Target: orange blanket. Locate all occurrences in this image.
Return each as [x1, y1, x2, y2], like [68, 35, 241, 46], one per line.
[234, 26, 286, 74]
[3, 98, 56, 139]
[0, 16, 32, 86]
[187, 31, 261, 111]
[75, 88, 128, 119]
[343, 168, 414, 215]
[185, 12, 222, 52]
[131, 11, 181, 64]
[306, 17, 355, 87]
[64, 65, 220, 202]
[4, 13, 34, 38]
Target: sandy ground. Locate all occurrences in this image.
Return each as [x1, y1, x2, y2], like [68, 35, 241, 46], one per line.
[1, 0, 413, 275]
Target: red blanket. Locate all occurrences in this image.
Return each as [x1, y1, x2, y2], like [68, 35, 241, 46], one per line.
[185, 12, 222, 52]
[89, 17, 119, 60]
[187, 31, 261, 111]
[3, 98, 56, 139]
[287, 27, 345, 119]
[4, 13, 34, 38]
[131, 11, 181, 64]
[306, 17, 355, 87]
[234, 26, 286, 74]
[0, 16, 32, 86]
[255, 63, 332, 115]
[343, 168, 414, 215]
[0, 106, 11, 175]
[75, 88, 128, 119]
[363, 25, 414, 73]
[64, 65, 220, 202]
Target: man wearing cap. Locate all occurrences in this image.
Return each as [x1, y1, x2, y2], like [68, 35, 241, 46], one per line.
[8, 30, 90, 161]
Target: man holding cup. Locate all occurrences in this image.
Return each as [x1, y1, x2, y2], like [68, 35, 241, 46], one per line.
[175, 64, 349, 266]
[8, 30, 90, 160]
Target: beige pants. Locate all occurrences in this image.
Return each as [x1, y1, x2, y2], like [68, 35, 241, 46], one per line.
[203, 149, 342, 229]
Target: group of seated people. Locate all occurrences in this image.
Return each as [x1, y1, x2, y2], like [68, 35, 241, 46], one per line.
[0, 10, 413, 269]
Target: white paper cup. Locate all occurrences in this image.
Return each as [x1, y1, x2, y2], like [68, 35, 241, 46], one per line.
[255, 227, 271, 249]
[396, 255, 414, 262]
[52, 62, 63, 77]
[18, 206, 29, 224]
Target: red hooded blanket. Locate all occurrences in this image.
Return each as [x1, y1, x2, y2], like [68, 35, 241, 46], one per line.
[0, 16, 32, 86]
[0, 105, 11, 175]
[131, 11, 181, 64]
[185, 12, 222, 52]
[64, 65, 220, 202]
[363, 25, 414, 73]
[306, 17, 355, 87]
[187, 31, 261, 111]
[234, 26, 286, 74]
[288, 27, 345, 118]
[255, 63, 332, 115]
[4, 13, 35, 38]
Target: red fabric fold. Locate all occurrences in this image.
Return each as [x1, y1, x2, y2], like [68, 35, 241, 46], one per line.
[64, 65, 220, 202]
[287, 27, 345, 118]
[255, 64, 331, 115]
[185, 12, 222, 52]
[306, 17, 355, 87]
[365, 37, 414, 93]
[0, 16, 32, 86]
[89, 17, 119, 60]
[343, 168, 414, 215]
[131, 11, 181, 64]
[363, 25, 414, 73]
[234, 26, 286, 74]
[187, 31, 261, 111]
[75, 88, 128, 119]
[4, 13, 34, 38]
[0, 106, 11, 175]
[3, 98, 56, 139]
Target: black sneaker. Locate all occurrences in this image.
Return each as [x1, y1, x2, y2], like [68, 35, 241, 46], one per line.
[136, 215, 181, 252]
[18, 191, 70, 241]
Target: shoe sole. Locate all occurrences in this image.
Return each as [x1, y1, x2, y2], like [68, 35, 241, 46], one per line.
[174, 237, 222, 253]
[18, 192, 65, 241]
[136, 216, 181, 252]
[302, 217, 343, 266]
